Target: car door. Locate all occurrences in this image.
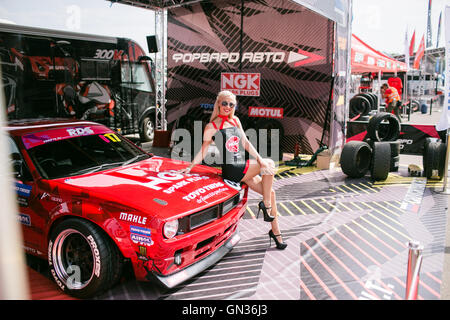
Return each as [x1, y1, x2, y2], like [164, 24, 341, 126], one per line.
[8, 136, 45, 256]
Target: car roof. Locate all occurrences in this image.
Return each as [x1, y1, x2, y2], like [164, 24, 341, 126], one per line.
[4, 118, 104, 136]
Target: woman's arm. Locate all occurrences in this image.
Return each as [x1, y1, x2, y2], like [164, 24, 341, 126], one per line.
[179, 123, 215, 173]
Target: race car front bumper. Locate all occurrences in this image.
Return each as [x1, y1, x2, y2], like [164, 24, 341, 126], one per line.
[152, 231, 241, 288]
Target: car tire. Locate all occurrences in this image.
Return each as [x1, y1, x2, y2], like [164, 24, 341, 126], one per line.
[367, 112, 400, 142]
[139, 116, 155, 142]
[424, 141, 440, 179]
[370, 141, 391, 181]
[48, 218, 123, 299]
[389, 140, 401, 172]
[358, 93, 376, 111]
[350, 96, 371, 118]
[340, 141, 372, 178]
[438, 140, 447, 179]
[422, 137, 440, 170]
[366, 92, 378, 110]
[424, 140, 447, 180]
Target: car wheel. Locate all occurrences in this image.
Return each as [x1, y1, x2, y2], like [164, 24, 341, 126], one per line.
[140, 116, 155, 142]
[340, 141, 372, 178]
[370, 142, 391, 181]
[48, 218, 123, 299]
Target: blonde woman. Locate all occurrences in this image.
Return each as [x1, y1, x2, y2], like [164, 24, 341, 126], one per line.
[179, 90, 287, 249]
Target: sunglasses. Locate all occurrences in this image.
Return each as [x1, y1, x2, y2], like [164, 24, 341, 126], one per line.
[221, 101, 236, 108]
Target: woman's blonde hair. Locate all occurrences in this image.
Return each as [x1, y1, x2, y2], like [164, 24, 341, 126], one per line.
[209, 90, 237, 123]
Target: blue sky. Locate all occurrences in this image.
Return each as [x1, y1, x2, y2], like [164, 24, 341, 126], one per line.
[0, 0, 447, 55]
[352, 0, 447, 54]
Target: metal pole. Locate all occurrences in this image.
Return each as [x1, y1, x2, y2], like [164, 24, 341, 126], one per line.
[378, 70, 382, 111]
[430, 97, 433, 115]
[408, 100, 411, 122]
[441, 128, 450, 193]
[405, 240, 424, 300]
[155, 9, 167, 131]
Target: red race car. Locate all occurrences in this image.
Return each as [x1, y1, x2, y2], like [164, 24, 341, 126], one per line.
[7, 118, 247, 298]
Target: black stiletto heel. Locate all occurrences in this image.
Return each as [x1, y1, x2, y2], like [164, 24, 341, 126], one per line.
[257, 201, 275, 222]
[268, 230, 287, 250]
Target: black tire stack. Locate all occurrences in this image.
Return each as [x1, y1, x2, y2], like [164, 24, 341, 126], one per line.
[423, 137, 447, 180]
[349, 93, 378, 120]
[340, 112, 401, 181]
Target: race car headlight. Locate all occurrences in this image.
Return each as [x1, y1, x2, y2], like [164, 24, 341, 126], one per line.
[163, 219, 179, 239]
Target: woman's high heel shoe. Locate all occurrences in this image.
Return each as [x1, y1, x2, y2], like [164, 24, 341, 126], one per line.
[257, 201, 275, 222]
[268, 230, 288, 250]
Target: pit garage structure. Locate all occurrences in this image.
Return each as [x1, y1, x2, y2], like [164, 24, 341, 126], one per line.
[110, 0, 353, 163]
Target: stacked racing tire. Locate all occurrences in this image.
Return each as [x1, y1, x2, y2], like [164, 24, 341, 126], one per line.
[341, 112, 401, 181]
[423, 138, 447, 180]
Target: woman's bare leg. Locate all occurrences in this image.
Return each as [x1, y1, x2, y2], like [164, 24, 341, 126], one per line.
[242, 159, 275, 209]
[243, 175, 283, 243]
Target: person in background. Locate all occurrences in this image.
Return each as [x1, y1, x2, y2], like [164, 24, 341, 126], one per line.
[381, 83, 402, 122]
[388, 76, 403, 97]
[179, 90, 287, 250]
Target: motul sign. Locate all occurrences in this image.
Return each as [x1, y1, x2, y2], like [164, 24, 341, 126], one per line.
[248, 107, 283, 119]
[221, 73, 260, 96]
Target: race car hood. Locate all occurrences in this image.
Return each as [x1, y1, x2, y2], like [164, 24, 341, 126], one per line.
[58, 156, 240, 220]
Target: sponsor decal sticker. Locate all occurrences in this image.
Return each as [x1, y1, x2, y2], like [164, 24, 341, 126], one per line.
[119, 212, 147, 225]
[130, 226, 153, 246]
[14, 182, 32, 197]
[182, 182, 226, 203]
[18, 213, 31, 226]
[223, 179, 241, 191]
[67, 127, 94, 137]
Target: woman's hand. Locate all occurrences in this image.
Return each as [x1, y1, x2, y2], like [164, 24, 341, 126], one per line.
[178, 166, 192, 174]
[258, 158, 276, 176]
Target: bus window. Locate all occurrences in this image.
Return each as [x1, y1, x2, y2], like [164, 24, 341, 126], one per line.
[120, 62, 153, 93]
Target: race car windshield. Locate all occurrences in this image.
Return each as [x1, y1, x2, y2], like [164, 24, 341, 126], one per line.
[27, 133, 151, 179]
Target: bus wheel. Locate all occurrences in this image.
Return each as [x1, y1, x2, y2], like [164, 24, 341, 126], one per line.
[140, 116, 155, 142]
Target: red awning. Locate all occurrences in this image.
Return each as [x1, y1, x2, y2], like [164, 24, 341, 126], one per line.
[351, 34, 407, 74]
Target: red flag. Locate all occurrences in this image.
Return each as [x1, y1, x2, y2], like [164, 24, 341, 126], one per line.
[413, 35, 425, 69]
[409, 30, 416, 56]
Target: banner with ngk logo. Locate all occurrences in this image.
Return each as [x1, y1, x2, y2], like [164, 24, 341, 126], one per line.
[221, 72, 260, 96]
